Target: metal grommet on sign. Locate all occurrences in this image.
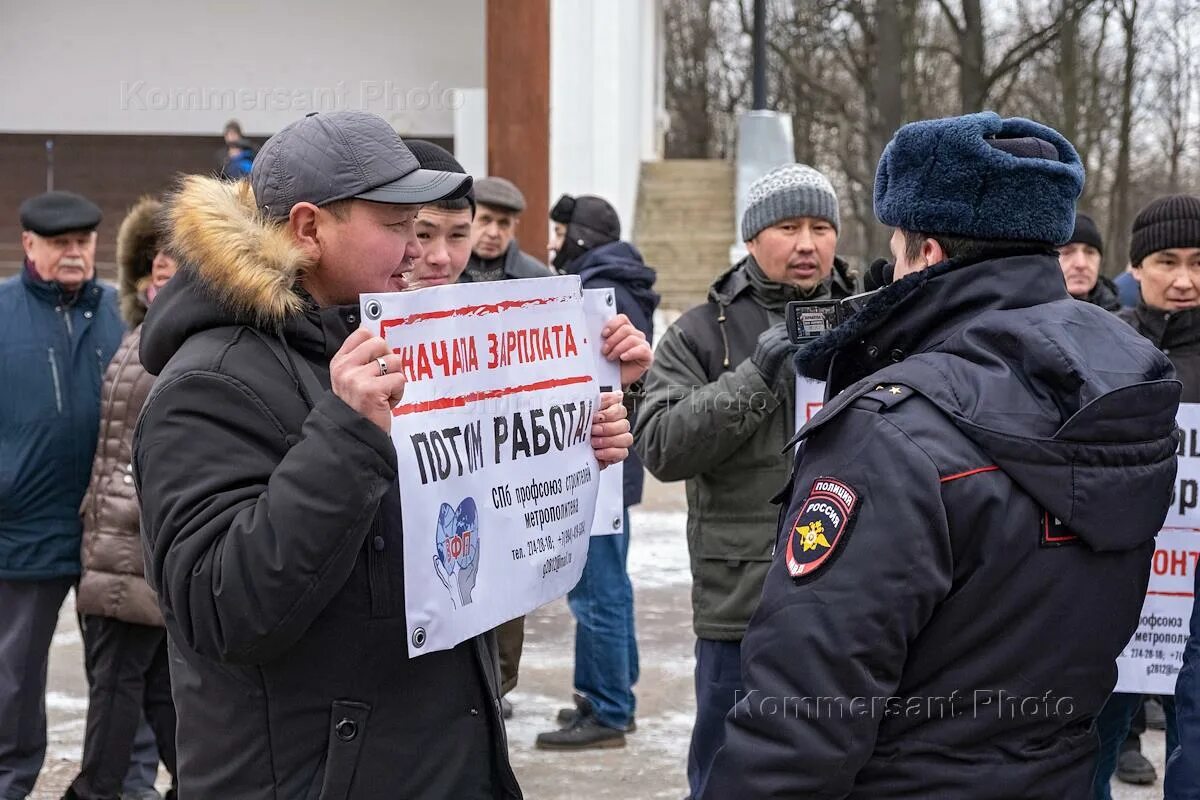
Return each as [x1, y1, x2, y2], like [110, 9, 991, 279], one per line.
[412, 627, 426, 649]
[363, 299, 383, 321]
[335, 718, 357, 741]
[606, 293, 614, 307]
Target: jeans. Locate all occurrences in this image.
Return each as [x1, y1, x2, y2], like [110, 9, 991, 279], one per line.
[686, 638, 742, 800]
[566, 509, 638, 730]
[1094, 692, 1179, 799]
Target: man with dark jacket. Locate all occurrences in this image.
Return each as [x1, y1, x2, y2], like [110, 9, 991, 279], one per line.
[0, 191, 124, 800]
[632, 163, 858, 797]
[703, 112, 1180, 799]
[132, 111, 635, 799]
[1060, 212, 1121, 311]
[461, 176, 552, 283]
[1125, 194, 1200, 800]
[536, 194, 659, 750]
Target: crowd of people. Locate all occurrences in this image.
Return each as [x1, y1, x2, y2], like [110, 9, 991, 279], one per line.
[2, 106, 1200, 800]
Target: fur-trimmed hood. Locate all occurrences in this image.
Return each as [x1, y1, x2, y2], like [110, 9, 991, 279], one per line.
[139, 175, 317, 376]
[115, 196, 163, 327]
[163, 175, 310, 326]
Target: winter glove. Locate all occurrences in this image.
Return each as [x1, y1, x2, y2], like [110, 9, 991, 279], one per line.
[751, 322, 797, 387]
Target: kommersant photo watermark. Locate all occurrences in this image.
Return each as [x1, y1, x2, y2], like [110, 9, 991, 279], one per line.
[119, 81, 463, 115]
[733, 690, 1077, 722]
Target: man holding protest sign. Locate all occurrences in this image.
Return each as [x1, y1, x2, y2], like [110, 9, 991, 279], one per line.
[132, 110, 635, 799]
[704, 112, 1181, 799]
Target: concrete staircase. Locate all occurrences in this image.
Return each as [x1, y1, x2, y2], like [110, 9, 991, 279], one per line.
[634, 159, 735, 312]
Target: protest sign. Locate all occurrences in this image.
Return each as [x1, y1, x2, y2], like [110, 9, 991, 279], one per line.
[795, 376, 827, 434]
[362, 276, 601, 657]
[584, 288, 625, 536]
[1116, 403, 1200, 694]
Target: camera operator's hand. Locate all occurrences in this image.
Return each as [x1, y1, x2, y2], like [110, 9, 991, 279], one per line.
[751, 322, 797, 386]
[330, 328, 407, 434]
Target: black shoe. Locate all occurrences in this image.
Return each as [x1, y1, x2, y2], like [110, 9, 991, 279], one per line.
[1146, 697, 1167, 731]
[501, 697, 513, 719]
[1116, 748, 1157, 785]
[556, 694, 636, 732]
[536, 714, 626, 750]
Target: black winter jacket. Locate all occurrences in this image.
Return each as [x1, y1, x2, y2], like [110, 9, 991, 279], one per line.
[1121, 303, 1200, 402]
[704, 253, 1180, 799]
[134, 176, 519, 800]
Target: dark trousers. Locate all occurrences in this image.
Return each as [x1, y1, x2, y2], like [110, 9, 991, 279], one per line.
[0, 577, 74, 800]
[67, 616, 176, 800]
[495, 617, 524, 696]
[686, 638, 742, 800]
[1093, 692, 1179, 800]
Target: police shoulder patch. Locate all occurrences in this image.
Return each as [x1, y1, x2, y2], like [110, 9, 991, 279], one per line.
[785, 477, 859, 578]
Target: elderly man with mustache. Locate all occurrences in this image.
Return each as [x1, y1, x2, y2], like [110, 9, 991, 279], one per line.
[0, 190, 124, 800]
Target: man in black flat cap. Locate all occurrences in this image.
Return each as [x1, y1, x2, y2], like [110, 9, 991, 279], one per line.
[0, 191, 124, 800]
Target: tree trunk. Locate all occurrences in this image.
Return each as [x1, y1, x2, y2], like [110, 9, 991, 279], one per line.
[959, 0, 987, 112]
[1057, 0, 1080, 144]
[1107, 0, 1138, 276]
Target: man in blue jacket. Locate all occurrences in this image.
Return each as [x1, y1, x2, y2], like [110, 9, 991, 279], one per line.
[0, 191, 123, 800]
[703, 113, 1180, 799]
[537, 193, 659, 749]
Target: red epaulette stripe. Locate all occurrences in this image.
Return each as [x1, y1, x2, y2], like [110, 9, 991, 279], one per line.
[939, 465, 1000, 483]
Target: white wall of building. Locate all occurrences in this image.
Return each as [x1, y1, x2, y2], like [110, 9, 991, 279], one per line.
[550, 0, 663, 240]
[0, 0, 485, 137]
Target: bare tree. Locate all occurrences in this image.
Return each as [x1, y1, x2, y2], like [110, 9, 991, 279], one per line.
[1106, 0, 1139, 275]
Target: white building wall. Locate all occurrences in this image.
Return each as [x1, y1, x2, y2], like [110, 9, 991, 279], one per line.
[0, 0, 485, 137]
[550, 0, 663, 240]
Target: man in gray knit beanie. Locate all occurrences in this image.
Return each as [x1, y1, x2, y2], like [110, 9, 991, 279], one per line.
[742, 163, 847, 297]
[632, 160, 857, 799]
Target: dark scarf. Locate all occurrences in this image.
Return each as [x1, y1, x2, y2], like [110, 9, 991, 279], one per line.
[743, 255, 831, 312]
[465, 257, 506, 282]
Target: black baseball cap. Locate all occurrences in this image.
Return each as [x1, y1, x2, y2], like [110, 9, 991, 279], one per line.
[250, 111, 473, 219]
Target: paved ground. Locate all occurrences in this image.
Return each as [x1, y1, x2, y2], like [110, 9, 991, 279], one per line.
[33, 475, 1165, 799]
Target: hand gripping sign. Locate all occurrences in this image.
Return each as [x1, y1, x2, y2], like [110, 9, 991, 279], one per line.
[583, 288, 624, 536]
[362, 276, 601, 657]
[1116, 403, 1200, 694]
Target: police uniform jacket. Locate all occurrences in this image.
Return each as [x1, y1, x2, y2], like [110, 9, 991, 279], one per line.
[703, 251, 1181, 799]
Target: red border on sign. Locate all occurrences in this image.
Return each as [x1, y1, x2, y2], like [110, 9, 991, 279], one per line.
[378, 296, 571, 334]
[392, 374, 593, 416]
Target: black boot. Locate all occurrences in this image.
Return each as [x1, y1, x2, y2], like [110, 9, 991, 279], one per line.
[536, 714, 626, 750]
[556, 693, 636, 732]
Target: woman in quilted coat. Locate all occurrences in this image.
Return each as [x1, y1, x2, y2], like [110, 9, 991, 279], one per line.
[63, 197, 178, 800]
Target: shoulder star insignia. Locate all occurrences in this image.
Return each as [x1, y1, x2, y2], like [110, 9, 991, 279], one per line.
[889, 386, 903, 395]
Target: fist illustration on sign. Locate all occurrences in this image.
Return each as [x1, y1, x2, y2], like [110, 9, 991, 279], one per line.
[434, 498, 480, 608]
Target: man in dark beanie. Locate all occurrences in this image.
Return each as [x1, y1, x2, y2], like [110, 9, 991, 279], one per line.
[1123, 193, 1200, 800]
[1060, 212, 1121, 311]
[537, 192, 658, 750]
[462, 176, 551, 283]
[634, 163, 858, 798]
[703, 112, 1180, 799]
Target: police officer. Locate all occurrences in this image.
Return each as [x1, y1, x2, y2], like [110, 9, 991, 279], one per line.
[701, 112, 1181, 798]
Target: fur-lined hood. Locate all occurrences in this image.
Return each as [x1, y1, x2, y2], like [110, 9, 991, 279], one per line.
[163, 174, 311, 326]
[115, 196, 163, 327]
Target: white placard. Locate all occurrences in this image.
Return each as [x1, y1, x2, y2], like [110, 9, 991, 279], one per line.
[795, 376, 828, 434]
[584, 288, 625, 536]
[1116, 403, 1200, 693]
[362, 277, 601, 657]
